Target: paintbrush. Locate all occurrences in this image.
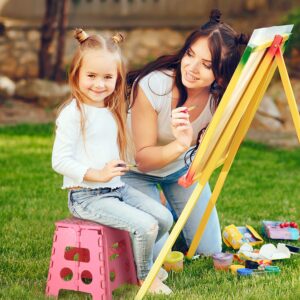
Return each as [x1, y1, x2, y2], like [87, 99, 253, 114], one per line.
[117, 163, 138, 168]
[184, 105, 198, 113]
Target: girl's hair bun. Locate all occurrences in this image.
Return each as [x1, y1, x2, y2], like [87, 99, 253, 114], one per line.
[209, 9, 222, 23]
[235, 33, 249, 45]
[74, 28, 89, 43]
[111, 33, 125, 44]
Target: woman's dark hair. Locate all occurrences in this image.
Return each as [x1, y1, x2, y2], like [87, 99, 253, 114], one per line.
[126, 9, 248, 163]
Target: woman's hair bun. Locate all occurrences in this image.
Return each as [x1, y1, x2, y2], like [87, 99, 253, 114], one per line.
[209, 9, 222, 23]
[235, 33, 249, 45]
[74, 28, 89, 43]
[111, 33, 125, 44]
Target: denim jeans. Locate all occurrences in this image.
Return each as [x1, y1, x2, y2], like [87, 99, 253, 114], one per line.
[122, 166, 222, 258]
[68, 184, 173, 280]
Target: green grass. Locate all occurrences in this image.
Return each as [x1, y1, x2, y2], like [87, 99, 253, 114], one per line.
[0, 123, 299, 300]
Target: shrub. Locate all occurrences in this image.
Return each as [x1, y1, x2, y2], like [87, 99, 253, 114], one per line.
[283, 8, 300, 55]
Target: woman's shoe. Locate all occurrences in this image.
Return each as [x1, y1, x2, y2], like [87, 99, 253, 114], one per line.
[139, 277, 172, 295]
[157, 267, 168, 281]
[148, 277, 172, 295]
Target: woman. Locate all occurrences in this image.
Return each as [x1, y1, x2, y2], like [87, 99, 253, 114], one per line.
[123, 9, 248, 258]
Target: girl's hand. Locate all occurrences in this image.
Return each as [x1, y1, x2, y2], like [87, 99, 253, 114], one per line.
[171, 107, 193, 151]
[98, 160, 129, 182]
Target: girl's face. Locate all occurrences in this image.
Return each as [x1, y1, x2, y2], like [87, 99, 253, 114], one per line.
[78, 49, 118, 107]
[180, 37, 215, 92]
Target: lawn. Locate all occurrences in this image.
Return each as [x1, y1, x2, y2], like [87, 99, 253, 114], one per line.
[0, 123, 299, 300]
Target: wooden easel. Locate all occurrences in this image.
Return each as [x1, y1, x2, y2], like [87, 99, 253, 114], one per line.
[135, 27, 300, 300]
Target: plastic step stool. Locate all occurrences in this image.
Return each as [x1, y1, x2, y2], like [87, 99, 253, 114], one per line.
[45, 218, 137, 299]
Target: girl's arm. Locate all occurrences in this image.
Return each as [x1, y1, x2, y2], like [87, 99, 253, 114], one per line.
[52, 107, 128, 183]
[131, 87, 193, 173]
[52, 110, 89, 183]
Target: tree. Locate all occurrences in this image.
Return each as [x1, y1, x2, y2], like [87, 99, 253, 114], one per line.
[39, 0, 69, 81]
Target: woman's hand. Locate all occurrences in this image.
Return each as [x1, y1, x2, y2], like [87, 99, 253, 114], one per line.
[84, 160, 129, 183]
[171, 107, 193, 151]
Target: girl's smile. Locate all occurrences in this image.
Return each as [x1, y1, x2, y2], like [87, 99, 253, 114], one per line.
[78, 49, 118, 107]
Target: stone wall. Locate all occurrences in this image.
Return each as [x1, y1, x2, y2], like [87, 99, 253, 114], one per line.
[0, 26, 188, 79]
[0, 0, 298, 80]
[0, 28, 40, 79]
[2, 0, 297, 28]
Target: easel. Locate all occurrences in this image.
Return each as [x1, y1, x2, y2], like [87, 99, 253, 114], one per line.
[135, 29, 300, 300]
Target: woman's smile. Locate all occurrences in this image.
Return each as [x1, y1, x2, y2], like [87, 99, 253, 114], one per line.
[185, 71, 200, 82]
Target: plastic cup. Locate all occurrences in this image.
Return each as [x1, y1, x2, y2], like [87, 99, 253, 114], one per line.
[163, 251, 184, 272]
[212, 253, 233, 270]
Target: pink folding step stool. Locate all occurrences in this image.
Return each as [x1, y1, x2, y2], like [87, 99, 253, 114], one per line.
[45, 218, 137, 300]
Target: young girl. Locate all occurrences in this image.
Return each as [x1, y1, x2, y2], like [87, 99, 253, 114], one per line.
[52, 28, 173, 295]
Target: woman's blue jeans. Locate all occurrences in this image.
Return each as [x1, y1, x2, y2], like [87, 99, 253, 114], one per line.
[122, 166, 222, 258]
[68, 184, 173, 280]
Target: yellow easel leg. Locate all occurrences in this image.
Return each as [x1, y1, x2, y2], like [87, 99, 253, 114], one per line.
[134, 181, 206, 300]
[187, 58, 278, 258]
[276, 48, 300, 142]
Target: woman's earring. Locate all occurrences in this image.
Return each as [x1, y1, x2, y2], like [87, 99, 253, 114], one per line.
[210, 80, 218, 93]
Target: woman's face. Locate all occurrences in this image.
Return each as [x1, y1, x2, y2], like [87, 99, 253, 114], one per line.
[180, 37, 215, 91]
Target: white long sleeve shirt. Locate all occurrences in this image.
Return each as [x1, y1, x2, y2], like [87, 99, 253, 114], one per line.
[52, 99, 124, 189]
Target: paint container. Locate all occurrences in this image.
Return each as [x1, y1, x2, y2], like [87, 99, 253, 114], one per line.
[163, 251, 184, 272]
[245, 260, 259, 269]
[229, 264, 245, 274]
[212, 253, 233, 270]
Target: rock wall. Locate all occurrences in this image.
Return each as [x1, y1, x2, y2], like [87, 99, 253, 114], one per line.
[0, 28, 40, 79]
[0, 27, 187, 80]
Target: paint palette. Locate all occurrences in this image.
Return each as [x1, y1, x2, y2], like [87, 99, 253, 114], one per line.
[262, 220, 299, 240]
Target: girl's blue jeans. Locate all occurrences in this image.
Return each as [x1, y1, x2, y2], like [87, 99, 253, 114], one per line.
[122, 166, 222, 258]
[68, 184, 173, 280]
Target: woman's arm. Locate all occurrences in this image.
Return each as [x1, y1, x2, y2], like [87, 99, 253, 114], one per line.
[131, 87, 193, 173]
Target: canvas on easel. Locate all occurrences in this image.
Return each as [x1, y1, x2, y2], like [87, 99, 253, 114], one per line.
[135, 24, 300, 300]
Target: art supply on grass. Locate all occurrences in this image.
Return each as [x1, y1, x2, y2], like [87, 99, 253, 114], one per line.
[222, 224, 263, 249]
[229, 265, 245, 274]
[237, 266, 280, 277]
[237, 268, 253, 276]
[264, 266, 280, 274]
[262, 220, 299, 240]
[163, 251, 184, 272]
[245, 260, 259, 269]
[212, 253, 233, 270]
[285, 244, 300, 254]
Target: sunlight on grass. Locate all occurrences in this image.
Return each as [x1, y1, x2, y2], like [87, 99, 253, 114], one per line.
[0, 124, 299, 300]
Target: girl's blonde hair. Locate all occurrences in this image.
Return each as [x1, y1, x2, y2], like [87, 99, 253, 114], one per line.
[59, 28, 128, 160]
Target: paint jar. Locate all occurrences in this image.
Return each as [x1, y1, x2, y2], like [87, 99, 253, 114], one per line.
[164, 251, 184, 272]
[212, 253, 233, 270]
[229, 264, 245, 274]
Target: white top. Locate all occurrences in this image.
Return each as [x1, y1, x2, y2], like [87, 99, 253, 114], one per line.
[128, 70, 213, 177]
[52, 99, 124, 189]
